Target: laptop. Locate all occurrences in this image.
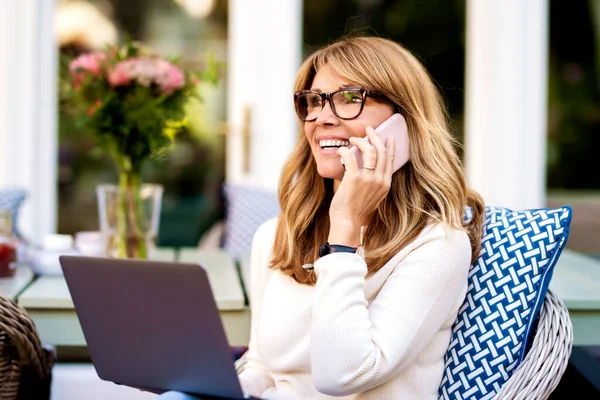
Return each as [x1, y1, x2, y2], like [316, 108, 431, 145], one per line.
[59, 255, 261, 400]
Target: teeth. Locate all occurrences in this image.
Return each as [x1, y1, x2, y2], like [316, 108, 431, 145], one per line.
[319, 139, 350, 148]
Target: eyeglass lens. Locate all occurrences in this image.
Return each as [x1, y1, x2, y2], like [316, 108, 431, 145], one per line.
[295, 89, 364, 121]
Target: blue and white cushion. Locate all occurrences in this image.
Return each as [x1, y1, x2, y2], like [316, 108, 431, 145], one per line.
[222, 183, 280, 260]
[438, 205, 572, 400]
[0, 188, 27, 238]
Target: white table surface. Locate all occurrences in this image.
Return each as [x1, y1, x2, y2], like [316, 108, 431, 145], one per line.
[550, 249, 600, 310]
[0, 266, 34, 300]
[18, 248, 245, 311]
[17, 275, 74, 309]
[148, 247, 177, 262]
[16, 248, 251, 348]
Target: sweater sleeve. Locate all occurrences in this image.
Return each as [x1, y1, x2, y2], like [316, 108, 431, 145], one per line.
[237, 218, 277, 397]
[310, 224, 471, 396]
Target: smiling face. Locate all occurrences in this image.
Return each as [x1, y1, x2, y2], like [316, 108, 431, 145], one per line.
[304, 64, 395, 183]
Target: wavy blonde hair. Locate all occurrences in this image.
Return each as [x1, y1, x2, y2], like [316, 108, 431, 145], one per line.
[270, 36, 485, 285]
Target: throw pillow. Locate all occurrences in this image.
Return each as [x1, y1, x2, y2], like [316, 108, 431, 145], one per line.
[438, 205, 572, 400]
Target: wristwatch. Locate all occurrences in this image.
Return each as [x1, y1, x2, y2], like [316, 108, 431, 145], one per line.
[318, 242, 365, 259]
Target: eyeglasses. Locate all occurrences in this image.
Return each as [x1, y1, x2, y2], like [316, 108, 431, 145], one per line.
[293, 87, 386, 122]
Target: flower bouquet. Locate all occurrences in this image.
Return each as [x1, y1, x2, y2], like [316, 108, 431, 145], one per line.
[61, 41, 221, 259]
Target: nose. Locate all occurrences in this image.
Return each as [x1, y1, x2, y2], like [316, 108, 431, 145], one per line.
[315, 99, 338, 126]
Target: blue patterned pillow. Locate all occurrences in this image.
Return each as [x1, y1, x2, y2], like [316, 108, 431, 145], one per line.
[0, 188, 27, 238]
[438, 205, 572, 400]
[222, 183, 280, 260]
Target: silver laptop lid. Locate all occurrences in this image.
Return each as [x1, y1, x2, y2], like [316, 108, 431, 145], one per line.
[59, 255, 246, 399]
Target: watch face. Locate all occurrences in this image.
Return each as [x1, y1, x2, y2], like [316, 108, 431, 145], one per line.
[318, 242, 360, 258]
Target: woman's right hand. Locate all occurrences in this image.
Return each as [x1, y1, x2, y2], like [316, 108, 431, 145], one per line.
[328, 125, 395, 245]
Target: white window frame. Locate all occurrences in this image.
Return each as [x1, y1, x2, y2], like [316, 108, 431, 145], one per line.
[465, 0, 549, 209]
[0, 0, 57, 245]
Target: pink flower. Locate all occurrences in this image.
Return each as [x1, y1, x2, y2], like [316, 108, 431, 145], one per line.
[107, 57, 185, 95]
[69, 51, 106, 88]
[108, 61, 133, 87]
[159, 62, 185, 95]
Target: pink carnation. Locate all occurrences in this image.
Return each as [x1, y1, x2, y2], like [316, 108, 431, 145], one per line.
[107, 57, 185, 95]
[156, 60, 185, 95]
[69, 51, 106, 88]
[108, 60, 134, 87]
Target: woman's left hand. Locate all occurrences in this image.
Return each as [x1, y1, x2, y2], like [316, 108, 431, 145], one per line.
[329, 125, 395, 243]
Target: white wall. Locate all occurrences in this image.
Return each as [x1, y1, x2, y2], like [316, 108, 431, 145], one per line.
[465, 0, 548, 209]
[0, 0, 58, 244]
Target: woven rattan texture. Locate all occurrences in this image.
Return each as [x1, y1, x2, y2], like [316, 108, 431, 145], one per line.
[494, 289, 573, 400]
[0, 294, 54, 399]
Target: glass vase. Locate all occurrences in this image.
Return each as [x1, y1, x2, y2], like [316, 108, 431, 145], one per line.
[96, 177, 163, 259]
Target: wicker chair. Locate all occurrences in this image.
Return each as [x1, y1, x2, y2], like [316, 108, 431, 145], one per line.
[494, 289, 573, 400]
[0, 294, 55, 400]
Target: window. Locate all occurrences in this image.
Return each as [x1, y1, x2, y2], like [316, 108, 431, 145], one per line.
[303, 0, 467, 149]
[546, 0, 600, 257]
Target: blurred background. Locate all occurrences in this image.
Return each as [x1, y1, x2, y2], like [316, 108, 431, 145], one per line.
[0, 0, 598, 397]
[49, 0, 599, 257]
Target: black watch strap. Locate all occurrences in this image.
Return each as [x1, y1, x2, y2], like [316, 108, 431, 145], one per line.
[318, 242, 358, 257]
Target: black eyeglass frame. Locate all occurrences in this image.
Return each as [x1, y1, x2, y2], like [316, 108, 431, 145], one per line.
[293, 87, 388, 122]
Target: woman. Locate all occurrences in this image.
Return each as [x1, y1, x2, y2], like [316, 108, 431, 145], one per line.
[162, 35, 484, 399]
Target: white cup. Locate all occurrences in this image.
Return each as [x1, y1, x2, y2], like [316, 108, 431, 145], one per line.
[74, 231, 104, 257]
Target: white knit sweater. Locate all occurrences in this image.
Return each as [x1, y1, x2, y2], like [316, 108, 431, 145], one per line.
[237, 217, 471, 400]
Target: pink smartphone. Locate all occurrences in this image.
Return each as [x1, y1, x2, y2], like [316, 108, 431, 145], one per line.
[350, 113, 410, 173]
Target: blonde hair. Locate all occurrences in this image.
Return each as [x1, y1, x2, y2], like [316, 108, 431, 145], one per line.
[271, 36, 485, 285]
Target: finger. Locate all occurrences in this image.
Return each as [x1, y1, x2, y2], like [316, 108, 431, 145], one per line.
[337, 146, 359, 174]
[383, 134, 396, 177]
[349, 135, 377, 171]
[365, 125, 387, 175]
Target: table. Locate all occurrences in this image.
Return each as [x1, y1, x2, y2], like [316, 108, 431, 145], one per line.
[549, 249, 600, 346]
[16, 248, 251, 349]
[549, 249, 600, 391]
[0, 266, 34, 300]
